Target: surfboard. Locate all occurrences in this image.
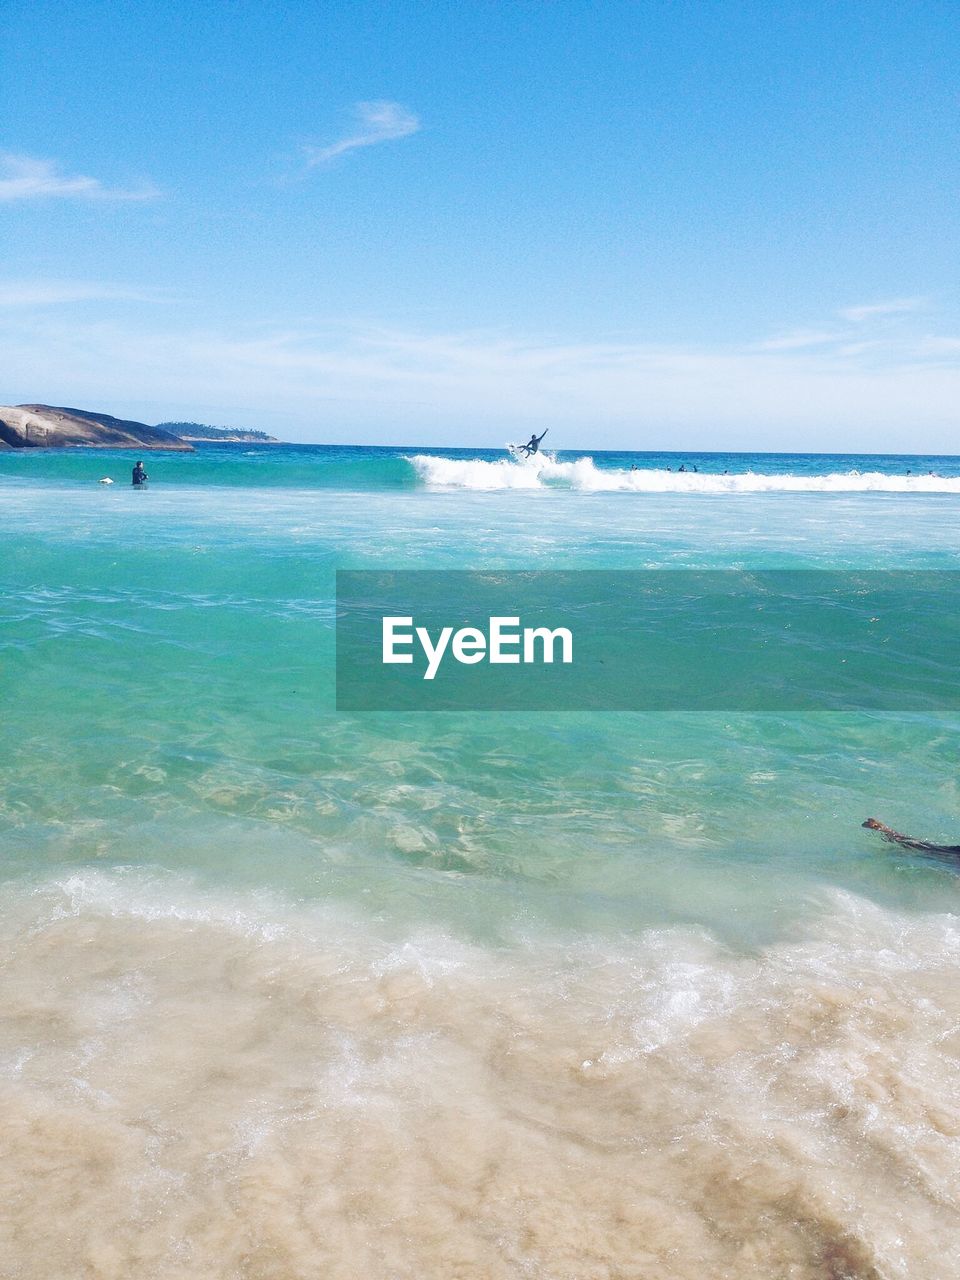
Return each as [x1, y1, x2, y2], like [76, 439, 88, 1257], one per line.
[507, 429, 549, 459]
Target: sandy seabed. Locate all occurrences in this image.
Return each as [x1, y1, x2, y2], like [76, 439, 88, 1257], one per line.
[1, 872, 959, 1280]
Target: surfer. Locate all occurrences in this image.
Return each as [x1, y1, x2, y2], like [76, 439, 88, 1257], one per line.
[132, 460, 148, 487]
[862, 817, 960, 861]
[519, 430, 548, 457]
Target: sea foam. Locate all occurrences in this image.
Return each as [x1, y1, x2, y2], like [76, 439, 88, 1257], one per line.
[2, 871, 959, 1280]
[408, 452, 960, 493]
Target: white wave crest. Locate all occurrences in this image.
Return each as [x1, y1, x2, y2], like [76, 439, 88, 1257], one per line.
[408, 453, 960, 494]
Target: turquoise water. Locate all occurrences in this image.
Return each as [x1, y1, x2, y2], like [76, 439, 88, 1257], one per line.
[2, 443, 960, 1278]
[4, 445, 959, 935]
[3, 439, 960, 490]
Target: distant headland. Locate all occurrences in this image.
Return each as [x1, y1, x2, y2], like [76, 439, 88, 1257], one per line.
[0, 405, 281, 450]
[155, 421, 280, 443]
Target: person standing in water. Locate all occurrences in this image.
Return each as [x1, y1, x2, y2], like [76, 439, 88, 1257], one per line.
[132, 460, 148, 487]
[519, 430, 548, 457]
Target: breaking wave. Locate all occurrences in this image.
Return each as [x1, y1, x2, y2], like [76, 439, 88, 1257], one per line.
[408, 453, 960, 493]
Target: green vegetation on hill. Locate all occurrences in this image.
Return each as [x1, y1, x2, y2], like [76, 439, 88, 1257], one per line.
[157, 421, 277, 442]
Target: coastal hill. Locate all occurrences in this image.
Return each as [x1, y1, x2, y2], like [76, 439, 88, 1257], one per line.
[156, 420, 279, 443]
[0, 404, 194, 451]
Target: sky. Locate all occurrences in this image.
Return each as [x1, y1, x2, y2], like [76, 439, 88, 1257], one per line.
[1, 0, 958, 450]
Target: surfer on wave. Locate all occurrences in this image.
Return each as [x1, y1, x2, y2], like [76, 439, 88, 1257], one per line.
[518, 430, 549, 458]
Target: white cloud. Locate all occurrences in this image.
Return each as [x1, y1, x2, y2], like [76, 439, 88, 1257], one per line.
[3, 313, 959, 451]
[0, 152, 157, 202]
[0, 280, 166, 307]
[754, 329, 842, 352]
[303, 101, 421, 166]
[759, 296, 936, 354]
[838, 297, 928, 323]
[916, 335, 960, 356]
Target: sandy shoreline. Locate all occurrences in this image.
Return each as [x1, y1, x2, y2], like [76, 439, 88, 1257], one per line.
[2, 872, 959, 1280]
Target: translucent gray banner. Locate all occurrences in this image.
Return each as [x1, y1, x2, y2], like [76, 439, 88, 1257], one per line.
[336, 570, 960, 711]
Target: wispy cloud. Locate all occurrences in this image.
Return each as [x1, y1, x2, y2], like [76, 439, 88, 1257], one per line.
[838, 297, 928, 323]
[4, 313, 959, 451]
[303, 101, 421, 166]
[758, 296, 935, 353]
[0, 280, 166, 307]
[0, 152, 157, 202]
[754, 328, 842, 352]
[916, 335, 960, 356]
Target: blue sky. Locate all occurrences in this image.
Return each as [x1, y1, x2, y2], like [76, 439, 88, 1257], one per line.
[1, 0, 958, 449]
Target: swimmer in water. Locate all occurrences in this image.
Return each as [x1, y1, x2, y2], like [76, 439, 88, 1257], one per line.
[862, 817, 960, 861]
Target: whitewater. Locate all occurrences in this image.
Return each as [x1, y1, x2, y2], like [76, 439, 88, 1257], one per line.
[409, 450, 960, 492]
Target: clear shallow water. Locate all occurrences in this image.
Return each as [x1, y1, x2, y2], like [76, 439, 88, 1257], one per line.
[2, 443, 960, 1278]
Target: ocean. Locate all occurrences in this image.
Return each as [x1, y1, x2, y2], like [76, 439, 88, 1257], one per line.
[2, 442, 959, 1279]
